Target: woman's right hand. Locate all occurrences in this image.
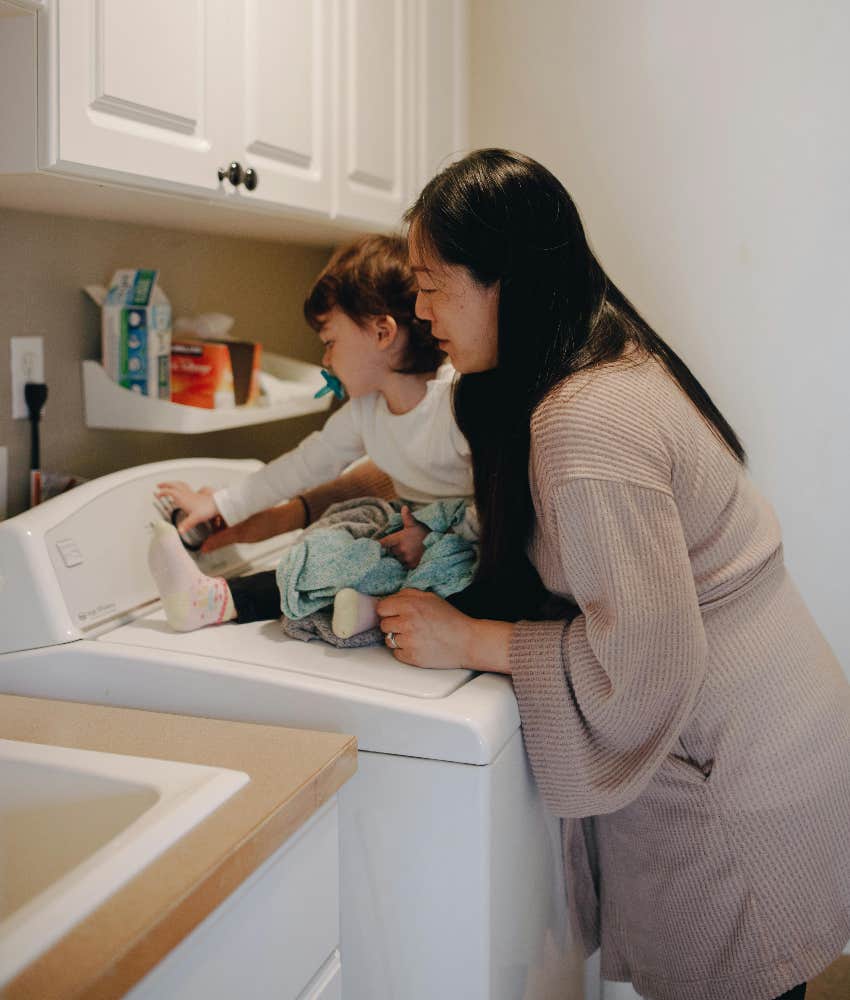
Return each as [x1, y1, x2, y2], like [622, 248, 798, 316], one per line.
[155, 481, 220, 535]
[376, 589, 513, 672]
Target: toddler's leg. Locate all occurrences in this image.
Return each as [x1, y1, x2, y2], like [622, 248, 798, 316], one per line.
[148, 521, 236, 631]
[332, 588, 380, 638]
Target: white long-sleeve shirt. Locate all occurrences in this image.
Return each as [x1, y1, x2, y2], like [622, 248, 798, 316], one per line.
[214, 365, 473, 526]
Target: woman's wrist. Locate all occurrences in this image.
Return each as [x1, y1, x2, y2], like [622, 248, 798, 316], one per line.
[463, 618, 514, 674]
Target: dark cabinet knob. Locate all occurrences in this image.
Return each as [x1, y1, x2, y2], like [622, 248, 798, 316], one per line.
[217, 161, 245, 186]
[227, 161, 244, 186]
[244, 167, 258, 191]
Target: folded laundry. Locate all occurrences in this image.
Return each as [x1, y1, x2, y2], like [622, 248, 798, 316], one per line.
[282, 608, 383, 648]
[275, 496, 478, 621]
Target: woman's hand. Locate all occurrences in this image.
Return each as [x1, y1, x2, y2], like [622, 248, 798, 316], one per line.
[200, 500, 307, 553]
[376, 589, 514, 672]
[379, 506, 428, 568]
[155, 481, 220, 535]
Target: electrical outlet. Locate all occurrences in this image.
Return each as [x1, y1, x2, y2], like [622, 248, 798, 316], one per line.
[11, 336, 45, 419]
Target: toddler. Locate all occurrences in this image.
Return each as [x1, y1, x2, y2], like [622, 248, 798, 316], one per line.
[150, 234, 474, 637]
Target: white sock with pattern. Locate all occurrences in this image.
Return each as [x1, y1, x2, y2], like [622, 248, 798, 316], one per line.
[148, 521, 236, 631]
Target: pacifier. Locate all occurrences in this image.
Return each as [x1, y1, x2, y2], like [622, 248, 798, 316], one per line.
[314, 369, 345, 400]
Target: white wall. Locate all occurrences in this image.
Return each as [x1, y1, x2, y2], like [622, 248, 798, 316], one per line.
[470, 0, 850, 672]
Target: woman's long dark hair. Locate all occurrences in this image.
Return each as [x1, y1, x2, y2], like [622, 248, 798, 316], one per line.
[406, 149, 745, 582]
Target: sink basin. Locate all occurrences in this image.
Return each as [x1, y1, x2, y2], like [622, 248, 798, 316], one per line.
[0, 738, 249, 986]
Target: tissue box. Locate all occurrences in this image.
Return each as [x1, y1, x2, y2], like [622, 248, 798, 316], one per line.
[99, 270, 171, 398]
[170, 338, 262, 409]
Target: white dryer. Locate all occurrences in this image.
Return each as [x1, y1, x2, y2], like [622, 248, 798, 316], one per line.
[0, 459, 583, 1000]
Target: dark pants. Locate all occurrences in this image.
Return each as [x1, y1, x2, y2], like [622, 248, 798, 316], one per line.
[446, 559, 576, 623]
[228, 564, 565, 627]
[225, 570, 513, 625]
[775, 984, 806, 999]
[228, 571, 280, 623]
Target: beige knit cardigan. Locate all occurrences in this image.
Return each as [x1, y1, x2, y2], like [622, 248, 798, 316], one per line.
[508, 355, 850, 1000]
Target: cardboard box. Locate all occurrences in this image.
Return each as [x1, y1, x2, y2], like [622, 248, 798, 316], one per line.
[99, 270, 171, 398]
[170, 338, 262, 409]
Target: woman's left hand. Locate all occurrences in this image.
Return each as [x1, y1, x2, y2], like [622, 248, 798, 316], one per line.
[376, 589, 475, 669]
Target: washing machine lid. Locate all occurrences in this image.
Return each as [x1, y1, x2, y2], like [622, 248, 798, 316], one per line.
[101, 611, 473, 700]
[81, 612, 521, 764]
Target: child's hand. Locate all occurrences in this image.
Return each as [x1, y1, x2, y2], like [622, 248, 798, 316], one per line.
[155, 481, 221, 536]
[380, 505, 428, 568]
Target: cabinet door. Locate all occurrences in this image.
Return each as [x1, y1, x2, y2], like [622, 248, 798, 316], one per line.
[125, 801, 340, 1000]
[334, 0, 410, 227]
[232, 0, 333, 214]
[412, 0, 468, 193]
[46, 0, 230, 193]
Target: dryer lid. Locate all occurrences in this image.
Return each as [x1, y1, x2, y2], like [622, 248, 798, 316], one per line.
[101, 611, 474, 700]
[86, 613, 519, 765]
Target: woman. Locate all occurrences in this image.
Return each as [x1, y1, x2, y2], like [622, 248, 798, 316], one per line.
[376, 149, 850, 1000]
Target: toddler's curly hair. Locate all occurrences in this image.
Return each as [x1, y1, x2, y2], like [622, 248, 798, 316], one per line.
[304, 234, 444, 374]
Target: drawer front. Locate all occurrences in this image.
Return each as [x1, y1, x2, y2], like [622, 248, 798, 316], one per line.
[297, 949, 341, 1000]
[127, 798, 340, 1000]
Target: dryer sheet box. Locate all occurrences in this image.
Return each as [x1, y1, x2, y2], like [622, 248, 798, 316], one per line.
[93, 269, 172, 398]
[170, 338, 262, 409]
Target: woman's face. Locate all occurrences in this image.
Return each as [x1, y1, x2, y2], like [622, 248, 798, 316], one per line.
[409, 234, 499, 373]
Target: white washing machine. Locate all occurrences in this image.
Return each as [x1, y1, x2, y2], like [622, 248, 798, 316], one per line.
[0, 459, 588, 1000]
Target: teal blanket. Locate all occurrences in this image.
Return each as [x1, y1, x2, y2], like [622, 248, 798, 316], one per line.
[275, 497, 477, 620]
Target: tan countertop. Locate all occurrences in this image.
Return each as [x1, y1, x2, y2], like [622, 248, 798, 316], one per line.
[0, 694, 357, 1000]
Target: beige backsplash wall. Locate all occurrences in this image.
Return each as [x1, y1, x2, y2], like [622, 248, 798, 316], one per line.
[0, 208, 335, 517]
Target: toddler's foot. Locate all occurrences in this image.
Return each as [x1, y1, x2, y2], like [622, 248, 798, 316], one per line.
[332, 588, 380, 638]
[148, 521, 236, 631]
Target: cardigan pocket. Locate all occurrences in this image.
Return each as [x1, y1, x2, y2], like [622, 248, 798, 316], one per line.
[598, 762, 748, 986]
[660, 751, 714, 786]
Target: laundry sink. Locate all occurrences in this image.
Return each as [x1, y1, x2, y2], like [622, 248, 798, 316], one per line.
[0, 738, 249, 987]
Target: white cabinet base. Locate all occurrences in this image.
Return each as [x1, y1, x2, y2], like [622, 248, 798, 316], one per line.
[125, 798, 341, 1000]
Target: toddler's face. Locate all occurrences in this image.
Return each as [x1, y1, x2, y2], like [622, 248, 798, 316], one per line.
[317, 307, 385, 398]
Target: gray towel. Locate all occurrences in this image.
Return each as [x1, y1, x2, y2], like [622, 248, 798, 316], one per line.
[282, 609, 383, 647]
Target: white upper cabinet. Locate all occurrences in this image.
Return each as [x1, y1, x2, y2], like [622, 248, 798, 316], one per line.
[335, 0, 409, 226]
[0, 0, 468, 235]
[47, 0, 229, 193]
[234, 0, 333, 214]
[412, 0, 469, 194]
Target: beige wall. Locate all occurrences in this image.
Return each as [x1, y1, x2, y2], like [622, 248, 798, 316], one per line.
[0, 208, 333, 517]
[470, 0, 850, 672]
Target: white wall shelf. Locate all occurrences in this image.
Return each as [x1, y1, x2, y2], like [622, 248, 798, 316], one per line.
[82, 353, 332, 434]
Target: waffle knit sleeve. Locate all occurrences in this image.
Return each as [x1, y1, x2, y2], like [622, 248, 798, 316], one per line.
[509, 477, 708, 818]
